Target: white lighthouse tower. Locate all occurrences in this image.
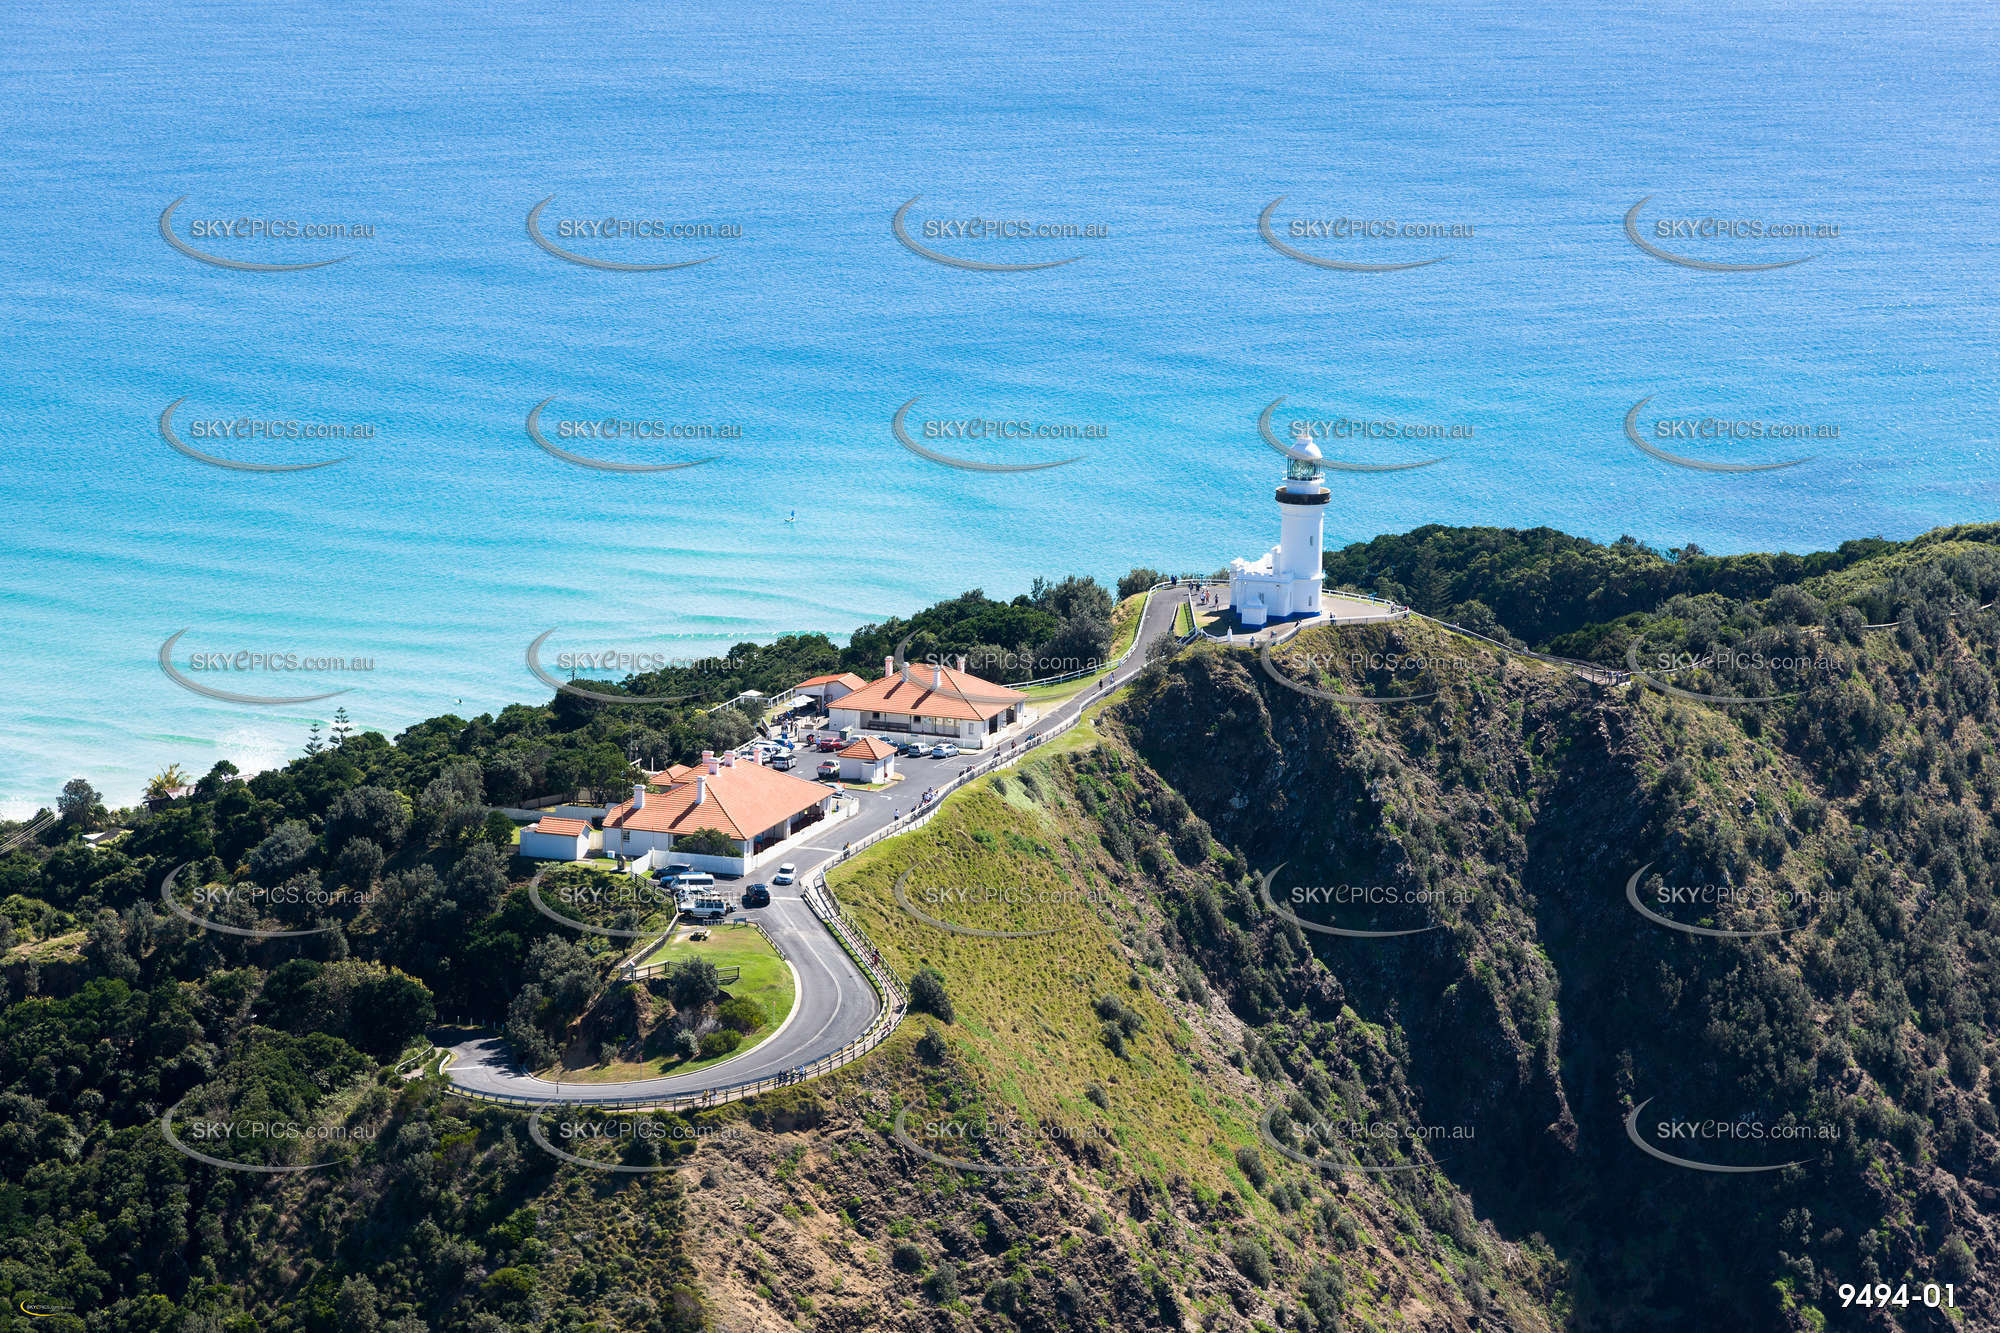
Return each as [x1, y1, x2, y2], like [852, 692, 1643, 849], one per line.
[1228, 439, 1329, 628]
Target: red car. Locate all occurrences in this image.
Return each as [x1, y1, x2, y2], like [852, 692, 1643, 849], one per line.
[815, 737, 843, 752]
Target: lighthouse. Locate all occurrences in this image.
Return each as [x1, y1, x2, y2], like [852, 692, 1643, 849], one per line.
[1228, 438, 1329, 628]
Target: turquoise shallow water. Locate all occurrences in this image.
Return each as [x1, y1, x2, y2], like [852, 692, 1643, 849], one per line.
[1, 0, 1996, 811]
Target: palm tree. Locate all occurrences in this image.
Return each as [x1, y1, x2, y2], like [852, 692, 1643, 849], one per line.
[145, 764, 190, 803]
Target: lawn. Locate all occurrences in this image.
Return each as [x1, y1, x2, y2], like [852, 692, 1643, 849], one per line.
[1019, 591, 1150, 706]
[554, 922, 797, 1083]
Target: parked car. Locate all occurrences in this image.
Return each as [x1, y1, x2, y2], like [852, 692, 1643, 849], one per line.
[898, 740, 927, 757]
[769, 754, 797, 770]
[816, 759, 840, 779]
[681, 894, 730, 923]
[773, 863, 796, 886]
[743, 884, 771, 907]
[930, 742, 961, 758]
[656, 862, 694, 884]
[815, 737, 843, 752]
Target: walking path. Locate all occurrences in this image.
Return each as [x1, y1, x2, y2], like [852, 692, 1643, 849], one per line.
[438, 582, 1193, 1109]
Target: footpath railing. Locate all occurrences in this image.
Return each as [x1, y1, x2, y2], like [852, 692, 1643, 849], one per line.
[621, 917, 785, 982]
[440, 581, 1191, 1114]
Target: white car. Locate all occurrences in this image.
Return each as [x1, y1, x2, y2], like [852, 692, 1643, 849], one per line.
[930, 742, 960, 758]
[773, 863, 796, 886]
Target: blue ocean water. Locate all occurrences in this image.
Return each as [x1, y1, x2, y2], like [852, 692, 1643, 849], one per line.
[1, 0, 1995, 812]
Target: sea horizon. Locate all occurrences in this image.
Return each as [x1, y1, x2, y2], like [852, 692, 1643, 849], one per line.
[3, 0, 1995, 813]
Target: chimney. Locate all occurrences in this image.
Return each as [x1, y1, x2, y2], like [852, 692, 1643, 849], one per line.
[694, 775, 706, 805]
[956, 654, 967, 672]
[884, 655, 895, 680]
[932, 664, 943, 689]
[722, 754, 735, 767]
[632, 783, 646, 810]
[703, 750, 719, 774]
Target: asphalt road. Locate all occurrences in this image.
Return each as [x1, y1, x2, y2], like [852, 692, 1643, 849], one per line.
[440, 582, 1191, 1104]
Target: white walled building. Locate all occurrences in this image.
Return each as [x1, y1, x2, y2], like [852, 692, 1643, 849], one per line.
[1229, 440, 1329, 628]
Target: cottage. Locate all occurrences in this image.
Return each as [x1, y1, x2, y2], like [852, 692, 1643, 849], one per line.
[836, 735, 899, 783]
[794, 671, 867, 706]
[599, 750, 836, 874]
[825, 657, 1027, 750]
[519, 815, 591, 862]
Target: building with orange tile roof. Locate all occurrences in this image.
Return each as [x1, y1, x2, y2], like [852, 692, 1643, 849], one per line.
[599, 750, 836, 871]
[795, 671, 867, 704]
[519, 815, 593, 861]
[825, 656, 1029, 750]
[836, 735, 899, 783]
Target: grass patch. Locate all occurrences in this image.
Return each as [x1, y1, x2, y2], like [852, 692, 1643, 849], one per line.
[555, 923, 796, 1083]
[825, 749, 1271, 1198]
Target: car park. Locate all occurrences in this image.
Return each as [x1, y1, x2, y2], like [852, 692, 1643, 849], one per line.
[680, 893, 731, 923]
[773, 864, 796, 885]
[743, 884, 771, 907]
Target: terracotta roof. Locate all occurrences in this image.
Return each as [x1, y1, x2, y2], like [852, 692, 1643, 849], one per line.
[531, 817, 589, 836]
[607, 760, 831, 841]
[838, 736, 898, 761]
[831, 664, 1026, 723]
[797, 671, 867, 690]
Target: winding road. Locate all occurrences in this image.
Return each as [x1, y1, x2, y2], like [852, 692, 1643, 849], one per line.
[440, 582, 1192, 1106]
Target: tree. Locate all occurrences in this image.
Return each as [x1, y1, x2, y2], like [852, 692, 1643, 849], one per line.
[330, 706, 353, 747]
[57, 778, 100, 827]
[1118, 568, 1166, 599]
[327, 786, 411, 853]
[247, 821, 316, 882]
[304, 722, 324, 756]
[144, 764, 190, 803]
[674, 828, 738, 857]
[909, 967, 953, 1022]
[668, 959, 721, 1013]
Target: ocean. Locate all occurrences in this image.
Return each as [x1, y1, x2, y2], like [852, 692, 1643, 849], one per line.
[1, 0, 1995, 811]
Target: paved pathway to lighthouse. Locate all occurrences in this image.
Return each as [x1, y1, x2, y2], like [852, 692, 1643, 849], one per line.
[439, 582, 1194, 1106]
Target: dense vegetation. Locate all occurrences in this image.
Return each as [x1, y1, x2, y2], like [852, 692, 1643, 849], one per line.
[8, 528, 2000, 1329]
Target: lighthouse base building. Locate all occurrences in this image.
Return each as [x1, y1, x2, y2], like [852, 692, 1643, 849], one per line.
[1229, 443, 1330, 628]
